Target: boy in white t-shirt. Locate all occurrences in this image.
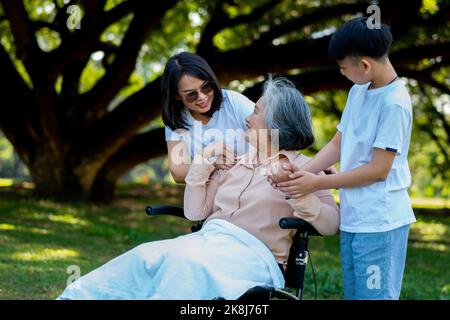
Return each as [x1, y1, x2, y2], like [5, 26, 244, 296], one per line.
[270, 17, 415, 299]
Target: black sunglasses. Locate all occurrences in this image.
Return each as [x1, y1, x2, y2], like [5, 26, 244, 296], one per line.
[182, 81, 214, 103]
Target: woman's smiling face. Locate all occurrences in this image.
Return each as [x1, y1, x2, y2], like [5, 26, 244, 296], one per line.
[176, 74, 214, 120]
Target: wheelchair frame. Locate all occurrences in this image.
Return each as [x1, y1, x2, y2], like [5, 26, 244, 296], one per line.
[145, 204, 322, 300]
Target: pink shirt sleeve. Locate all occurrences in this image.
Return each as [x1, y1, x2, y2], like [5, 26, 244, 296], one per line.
[287, 156, 340, 235]
[183, 155, 222, 221]
[288, 190, 340, 236]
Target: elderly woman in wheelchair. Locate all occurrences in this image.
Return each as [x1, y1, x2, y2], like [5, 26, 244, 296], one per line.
[58, 76, 339, 300]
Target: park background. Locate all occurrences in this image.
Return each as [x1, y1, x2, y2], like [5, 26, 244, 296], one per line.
[0, 0, 449, 299]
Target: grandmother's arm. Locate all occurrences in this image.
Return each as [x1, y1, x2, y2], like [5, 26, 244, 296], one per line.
[183, 154, 222, 221]
[287, 189, 339, 236]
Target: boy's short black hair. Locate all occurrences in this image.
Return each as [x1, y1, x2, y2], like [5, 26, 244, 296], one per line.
[328, 16, 393, 60]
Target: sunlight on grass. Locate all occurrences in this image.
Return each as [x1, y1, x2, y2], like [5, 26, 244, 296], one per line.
[412, 220, 447, 241]
[27, 227, 51, 235]
[411, 242, 448, 252]
[11, 248, 79, 261]
[0, 223, 16, 231]
[409, 218, 449, 253]
[0, 223, 50, 235]
[442, 284, 450, 296]
[411, 197, 450, 209]
[48, 214, 88, 226]
[329, 192, 450, 209]
[0, 178, 14, 187]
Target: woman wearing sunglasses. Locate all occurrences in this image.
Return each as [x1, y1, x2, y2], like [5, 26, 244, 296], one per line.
[162, 52, 254, 183]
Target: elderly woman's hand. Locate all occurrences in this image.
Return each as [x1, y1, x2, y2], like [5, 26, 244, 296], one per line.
[202, 141, 236, 170]
[273, 167, 321, 198]
[323, 166, 338, 175]
[267, 161, 321, 197]
[266, 157, 293, 184]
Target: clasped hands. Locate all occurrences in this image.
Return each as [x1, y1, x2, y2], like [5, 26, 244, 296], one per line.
[267, 159, 336, 199]
[200, 141, 236, 170]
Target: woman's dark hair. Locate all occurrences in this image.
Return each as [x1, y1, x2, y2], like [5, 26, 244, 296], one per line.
[161, 52, 223, 130]
[328, 16, 393, 61]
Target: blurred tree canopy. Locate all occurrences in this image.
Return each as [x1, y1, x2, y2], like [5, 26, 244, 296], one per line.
[0, 0, 448, 201]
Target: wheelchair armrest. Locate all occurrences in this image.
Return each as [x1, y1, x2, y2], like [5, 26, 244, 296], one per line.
[279, 217, 322, 236]
[145, 205, 204, 233]
[145, 205, 185, 218]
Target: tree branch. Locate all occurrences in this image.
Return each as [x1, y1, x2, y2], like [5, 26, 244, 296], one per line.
[205, 39, 450, 84]
[381, 0, 449, 46]
[45, 1, 112, 79]
[208, 35, 333, 82]
[95, 127, 166, 184]
[417, 122, 450, 169]
[391, 42, 450, 65]
[398, 67, 450, 96]
[0, 0, 65, 161]
[79, 77, 163, 170]
[197, 0, 281, 55]
[90, 126, 166, 201]
[242, 67, 350, 101]
[80, 0, 177, 122]
[254, 2, 368, 45]
[0, 0, 47, 81]
[31, 19, 65, 33]
[102, 0, 142, 28]
[0, 43, 36, 165]
[416, 84, 450, 168]
[228, 0, 281, 26]
[421, 80, 450, 142]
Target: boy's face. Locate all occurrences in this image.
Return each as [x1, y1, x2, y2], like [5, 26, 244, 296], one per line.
[337, 56, 371, 85]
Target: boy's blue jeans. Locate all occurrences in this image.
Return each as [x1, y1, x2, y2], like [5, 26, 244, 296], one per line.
[340, 224, 410, 300]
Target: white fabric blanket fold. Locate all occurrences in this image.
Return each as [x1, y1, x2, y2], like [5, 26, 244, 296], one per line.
[59, 218, 285, 300]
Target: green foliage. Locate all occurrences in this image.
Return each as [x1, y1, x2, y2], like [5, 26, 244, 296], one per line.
[0, 0, 448, 200]
[120, 156, 174, 185]
[421, 0, 439, 15]
[79, 58, 106, 94]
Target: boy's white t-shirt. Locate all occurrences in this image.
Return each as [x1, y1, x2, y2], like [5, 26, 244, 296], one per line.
[165, 89, 254, 158]
[337, 80, 416, 233]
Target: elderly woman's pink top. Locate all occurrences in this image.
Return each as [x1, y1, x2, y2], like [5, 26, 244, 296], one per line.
[184, 150, 340, 266]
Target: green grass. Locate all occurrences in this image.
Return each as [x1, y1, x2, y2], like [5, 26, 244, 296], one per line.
[0, 184, 449, 300]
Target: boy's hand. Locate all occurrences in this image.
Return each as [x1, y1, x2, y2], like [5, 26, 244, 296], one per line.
[276, 169, 319, 198]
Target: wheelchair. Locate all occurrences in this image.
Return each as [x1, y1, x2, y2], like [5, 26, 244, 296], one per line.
[145, 204, 322, 300]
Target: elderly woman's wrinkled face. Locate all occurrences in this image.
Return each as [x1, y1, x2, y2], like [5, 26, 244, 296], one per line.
[245, 97, 267, 147]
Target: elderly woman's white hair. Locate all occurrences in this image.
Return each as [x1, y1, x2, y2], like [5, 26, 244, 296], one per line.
[263, 76, 315, 150]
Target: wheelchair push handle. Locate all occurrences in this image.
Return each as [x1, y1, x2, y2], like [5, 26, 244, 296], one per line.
[279, 217, 321, 236]
[145, 205, 185, 218]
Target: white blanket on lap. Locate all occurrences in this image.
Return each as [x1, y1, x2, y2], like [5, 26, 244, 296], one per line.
[59, 218, 285, 300]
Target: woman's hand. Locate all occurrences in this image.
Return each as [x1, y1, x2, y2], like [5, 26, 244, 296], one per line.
[276, 169, 320, 198]
[202, 141, 236, 170]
